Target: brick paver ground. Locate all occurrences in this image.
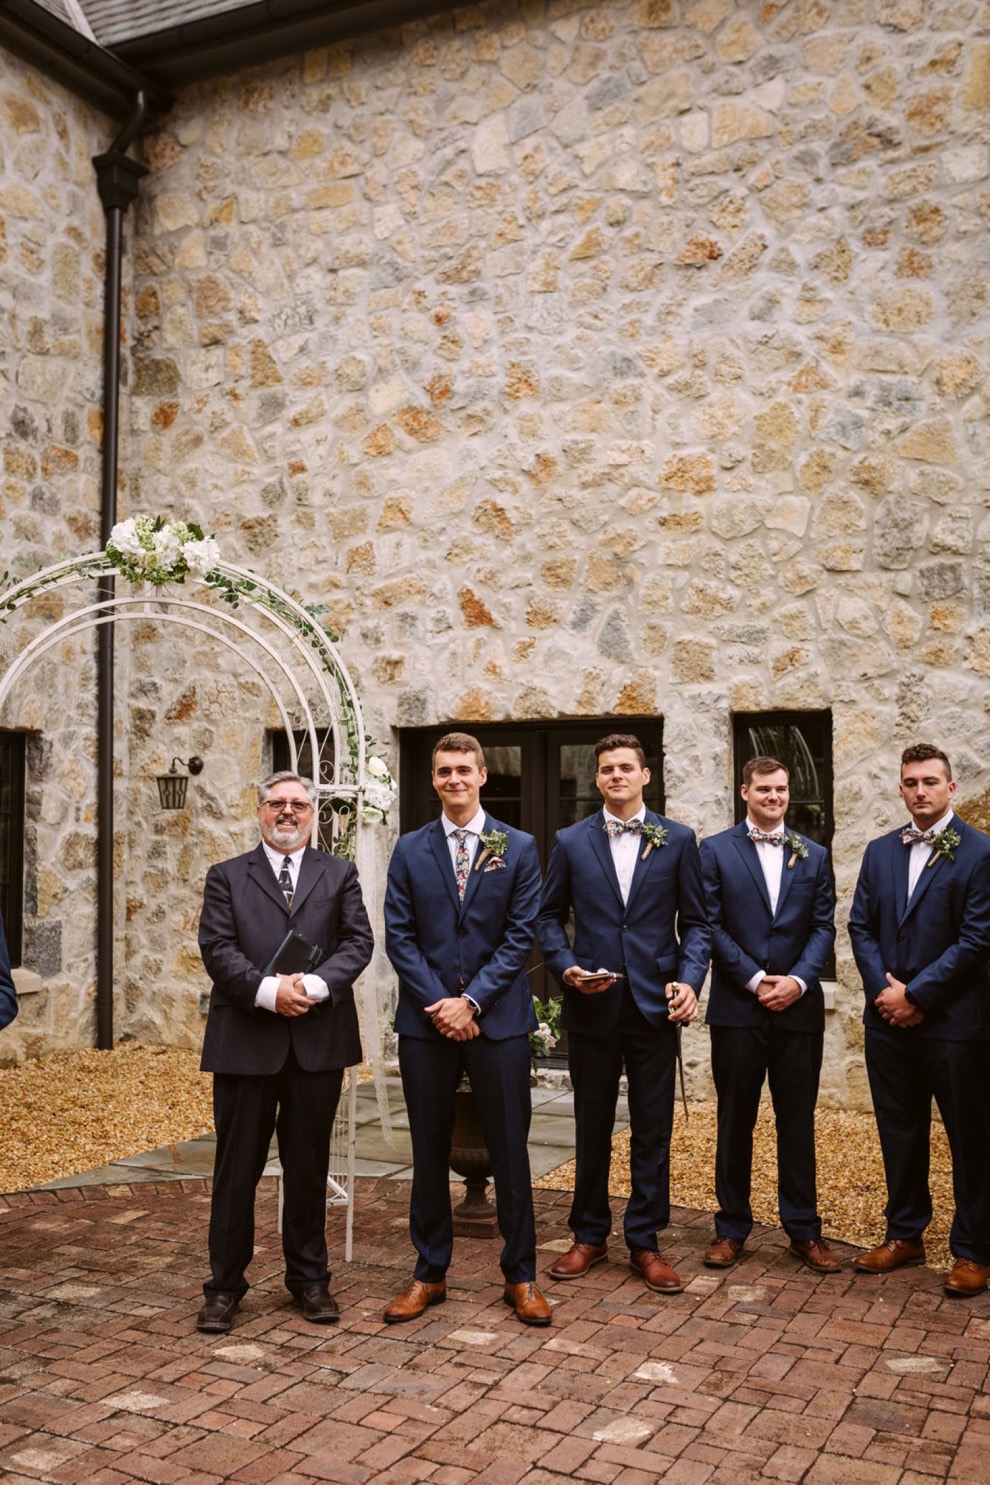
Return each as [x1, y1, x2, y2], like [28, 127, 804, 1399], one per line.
[0, 1177, 987, 1483]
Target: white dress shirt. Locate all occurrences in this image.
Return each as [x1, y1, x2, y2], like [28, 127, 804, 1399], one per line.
[603, 805, 645, 906]
[253, 841, 329, 1012]
[906, 809, 954, 901]
[744, 818, 806, 998]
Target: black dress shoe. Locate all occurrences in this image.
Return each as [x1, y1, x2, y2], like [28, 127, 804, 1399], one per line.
[196, 1292, 240, 1333]
[294, 1283, 340, 1323]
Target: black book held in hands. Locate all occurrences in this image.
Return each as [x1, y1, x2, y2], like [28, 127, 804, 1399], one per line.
[263, 928, 324, 978]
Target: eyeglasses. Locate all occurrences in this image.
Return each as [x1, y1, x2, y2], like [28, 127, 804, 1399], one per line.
[262, 799, 313, 814]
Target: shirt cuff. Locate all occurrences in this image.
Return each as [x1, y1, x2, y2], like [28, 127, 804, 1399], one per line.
[254, 975, 279, 1012]
[462, 993, 481, 1015]
[793, 976, 807, 997]
[301, 974, 330, 1002]
[745, 971, 764, 995]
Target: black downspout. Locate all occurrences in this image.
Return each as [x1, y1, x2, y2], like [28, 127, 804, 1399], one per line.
[92, 95, 148, 1051]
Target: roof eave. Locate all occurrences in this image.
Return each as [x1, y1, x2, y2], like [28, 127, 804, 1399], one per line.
[0, 0, 168, 119]
[109, 0, 468, 88]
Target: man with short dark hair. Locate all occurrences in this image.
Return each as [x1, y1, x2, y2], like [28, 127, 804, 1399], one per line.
[384, 732, 551, 1326]
[699, 757, 838, 1273]
[538, 733, 709, 1294]
[849, 743, 990, 1297]
[0, 909, 17, 1031]
[197, 770, 373, 1332]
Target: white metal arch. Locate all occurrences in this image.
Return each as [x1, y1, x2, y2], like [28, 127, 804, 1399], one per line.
[0, 551, 390, 1258]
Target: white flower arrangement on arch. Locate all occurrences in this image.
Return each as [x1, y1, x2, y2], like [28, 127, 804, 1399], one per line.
[106, 516, 220, 586]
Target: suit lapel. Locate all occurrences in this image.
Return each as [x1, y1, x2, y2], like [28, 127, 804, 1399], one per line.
[899, 823, 955, 924]
[731, 824, 772, 915]
[589, 812, 625, 909]
[624, 810, 663, 912]
[457, 813, 492, 917]
[428, 818, 461, 912]
[773, 828, 798, 918]
[248, 843, 291, 916]
[892, 831, 914, 924]
[290, 848, 321, 915]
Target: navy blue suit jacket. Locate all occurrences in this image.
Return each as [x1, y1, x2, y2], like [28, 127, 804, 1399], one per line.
[385, 814, 540, 1041]
[0, 910, 17, 1031]
[700, 821, 835, 1033]
[849, 817, 990, 1041]
[199, 843, 372, 1075]
[538, 809, 710, 1037]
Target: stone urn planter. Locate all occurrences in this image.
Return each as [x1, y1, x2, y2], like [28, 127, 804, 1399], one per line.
[449, 1083, 499, 1238]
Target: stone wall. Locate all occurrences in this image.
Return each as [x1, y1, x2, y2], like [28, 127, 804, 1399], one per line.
[2, 1, 990, 1105]
[0, 49, 118, 1060]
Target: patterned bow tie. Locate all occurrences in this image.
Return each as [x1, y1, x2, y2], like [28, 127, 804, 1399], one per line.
[749, 829, 784, 845]
[900, 825, 939, 847]
[604, 818, 644, 839]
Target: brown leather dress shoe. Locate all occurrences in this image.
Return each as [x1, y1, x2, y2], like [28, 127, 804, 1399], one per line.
[548, 1242, 608, 1280]
[629, 1249, 684, 1293]
[196, 1292, 239, 1333]
[788, 1238, 843, 1274]
[943, 1257, 990, 1298]
[294, 1283, 340, 1322]
[503, 1281, 552, 1325]
[704, 1237, 744, 1269]
[383, 1279, 446, 1324]
[852, 1239, 926, 1274]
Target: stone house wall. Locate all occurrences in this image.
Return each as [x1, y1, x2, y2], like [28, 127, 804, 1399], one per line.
[0, 47, 118, 1060]
[3, 1, 990, 1106]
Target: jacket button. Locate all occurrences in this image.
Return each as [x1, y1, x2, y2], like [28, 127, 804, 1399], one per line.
[457, 927, 465, 938]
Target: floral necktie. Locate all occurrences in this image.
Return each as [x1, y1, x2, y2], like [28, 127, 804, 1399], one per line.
[453, 829, 470, 901]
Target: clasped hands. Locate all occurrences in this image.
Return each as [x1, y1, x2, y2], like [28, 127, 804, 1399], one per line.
[275, 973, 315, 1017]
[756, 974, 802, 1012]
[875, 972, 924, 1028]
[425, 996, 480, 1041]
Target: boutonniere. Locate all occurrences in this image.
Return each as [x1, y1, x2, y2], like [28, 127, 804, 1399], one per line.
[474, 829, 509, 872]
[784, 833, 808, 869]
[928, 827, 961, 866]
[641, 822, 669, 860]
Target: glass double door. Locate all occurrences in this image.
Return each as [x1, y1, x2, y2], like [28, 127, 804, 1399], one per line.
[398, 718, 665, 1010]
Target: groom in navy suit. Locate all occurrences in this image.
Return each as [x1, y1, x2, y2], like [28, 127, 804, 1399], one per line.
[849, 742, 990, 1298]
[538, 733, 710, 1294]
[699, 756, 838, 1273]
[383, 732, 551, 1326]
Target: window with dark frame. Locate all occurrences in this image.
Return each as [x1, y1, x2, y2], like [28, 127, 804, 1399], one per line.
[732, 710, 835, 976]
[0, 732, 26, 966]
[398, 718, 665, 1024]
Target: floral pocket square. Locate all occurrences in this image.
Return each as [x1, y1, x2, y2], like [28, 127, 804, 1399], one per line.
[483, 856, 506, 872]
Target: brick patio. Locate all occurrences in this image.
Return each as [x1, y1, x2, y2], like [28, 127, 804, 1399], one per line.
[0, 1177, 987, 1483]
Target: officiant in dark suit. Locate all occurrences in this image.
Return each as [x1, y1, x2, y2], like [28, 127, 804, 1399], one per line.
[196, 770, 373, 1333]
[699, 756, 838, 1274]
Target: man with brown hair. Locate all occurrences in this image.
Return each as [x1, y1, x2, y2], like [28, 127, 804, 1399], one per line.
[538, 733, 709, 1294]
[699, 756, 838, 1273]
[849, 742, 990, 1297]
[383, 732, 551, 1325]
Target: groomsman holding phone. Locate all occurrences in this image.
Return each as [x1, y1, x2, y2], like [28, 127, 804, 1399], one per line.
[538, 734, 710, 1294]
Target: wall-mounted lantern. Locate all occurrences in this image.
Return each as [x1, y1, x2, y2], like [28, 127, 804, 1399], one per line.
[157, 756, 204, 810]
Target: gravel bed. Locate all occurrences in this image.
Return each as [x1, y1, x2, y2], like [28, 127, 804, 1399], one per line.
[0, 1045, 953, 1270]
[0, 1044, 213, 1192]
[536, 1101, 954, 1271]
